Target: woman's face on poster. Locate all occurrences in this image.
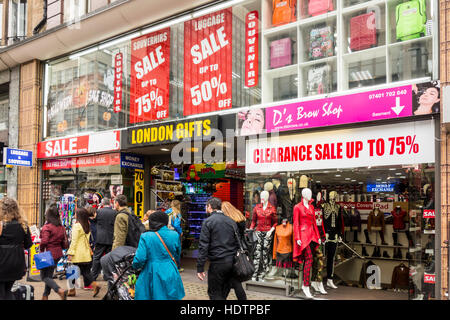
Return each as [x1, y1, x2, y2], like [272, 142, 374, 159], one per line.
[419, 87, 439, 106]
[241, 108, 264, 134]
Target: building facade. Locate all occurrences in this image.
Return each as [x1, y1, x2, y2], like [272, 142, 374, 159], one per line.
[0, 0, 448, 299]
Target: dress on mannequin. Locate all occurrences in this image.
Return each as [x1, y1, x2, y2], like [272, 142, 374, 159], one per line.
[368, 208, 387, 245]
[350, 207, 361, 243]
[342, 207, 351, 242]
[250, 195, 277, 281]
[272, 222, 294, 269]
[278, 179, 300, 223]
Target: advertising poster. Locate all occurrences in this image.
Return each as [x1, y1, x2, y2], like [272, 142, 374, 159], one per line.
[134, 169, 144, 219]
[130, 28, 171, 123]
[184, 9, 233, 116]
[29, 243, 40, 276]
[245, 11, 259, 88]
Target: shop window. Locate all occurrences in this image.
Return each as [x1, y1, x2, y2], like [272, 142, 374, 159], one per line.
[7, 0, 27, 45]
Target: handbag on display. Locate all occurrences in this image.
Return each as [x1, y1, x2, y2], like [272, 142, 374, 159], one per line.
[272, 0, 297, 27]
[232, 228, 255, 282]
[309, 25, 334, 60]
[34, 250, 55, 270]
[308, 0, 334, 17]
[350, 11, 377, 51]
[270, 37, 293, 69]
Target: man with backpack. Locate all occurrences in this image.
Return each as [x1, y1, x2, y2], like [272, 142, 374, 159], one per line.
[112, 194, 145, 250]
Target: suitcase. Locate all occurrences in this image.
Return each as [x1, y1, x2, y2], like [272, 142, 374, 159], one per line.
[307, 64, 331, 96]
[396, 0, 426, 41]
[309, 25, 334, 60]
[11, 282, 34, 300]
[350, 12, 377, 51]
[270, 38, 292, 69]
[272, 0, 296, 27]
[308, 0, 334, 17]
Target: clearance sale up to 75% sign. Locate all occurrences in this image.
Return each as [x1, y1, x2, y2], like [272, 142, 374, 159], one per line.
[184, 9, 233, 116]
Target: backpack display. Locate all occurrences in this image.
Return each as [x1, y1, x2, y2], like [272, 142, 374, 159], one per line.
[270, 37, 293, 69]
[396, 0, 426, 41]
[272, 0, 297, 27]
[309, 25, 334, 60]
[350, 12, 377, 51]
[125, 212, 146, 248]
[307, 64, 332, 96]
[308, 0, 334, 17]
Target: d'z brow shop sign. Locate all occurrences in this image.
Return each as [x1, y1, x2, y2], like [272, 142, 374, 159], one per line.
[123, 116, 219, 148]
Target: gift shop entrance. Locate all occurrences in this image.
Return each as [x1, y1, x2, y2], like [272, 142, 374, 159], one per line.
[244, 119, 439, 300]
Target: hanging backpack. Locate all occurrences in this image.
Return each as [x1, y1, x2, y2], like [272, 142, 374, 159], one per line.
[125, 212, 146, 248]
[307, 64, 331, 96]
[272, 0, 297, 27]
[308, 0, 334, 17]
[396, 0, 426, 41]
[309, 25, 334, 60]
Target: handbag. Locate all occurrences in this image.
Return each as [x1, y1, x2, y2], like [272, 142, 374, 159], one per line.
[155, 232, 178, 268]
[34, 250, 55, 270]
[232, 227, 255, 282]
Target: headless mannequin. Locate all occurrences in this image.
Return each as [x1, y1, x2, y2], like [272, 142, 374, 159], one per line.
[268, 218, 295, 279]
[321, 191, 342, 289]
[294, 188, 322, 299]
[351, 206, 361, 243]
[250, 190, 277, 281]
[278, 178, 299, 223]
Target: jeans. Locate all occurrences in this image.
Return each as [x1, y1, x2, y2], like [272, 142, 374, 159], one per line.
[207, 260, 233, 300]
[0, 281, 14, 300]
[40, 265, 61, 296]
[91, 244, 112, 281]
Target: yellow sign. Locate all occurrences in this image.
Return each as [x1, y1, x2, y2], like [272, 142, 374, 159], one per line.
[29, 243, 40, 276]
[134, 169, 144, 219]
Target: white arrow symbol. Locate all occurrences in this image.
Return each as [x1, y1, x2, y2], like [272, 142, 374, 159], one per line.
[391, 97, 405, 116]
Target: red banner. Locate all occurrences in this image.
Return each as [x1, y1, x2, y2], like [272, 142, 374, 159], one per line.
[114, 53, 123, 113]
[43, 153, 121, 170]
[130, 28, 171, 123]
[423, 209, 435, 218]
[245, 11, 259, 88]
[183, 9, 233, 116]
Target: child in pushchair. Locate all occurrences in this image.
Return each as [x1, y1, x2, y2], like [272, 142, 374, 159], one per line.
[102, 253, 141, 300]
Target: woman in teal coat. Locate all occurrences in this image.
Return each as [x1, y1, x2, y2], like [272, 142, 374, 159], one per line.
[132, 211, 185, 300]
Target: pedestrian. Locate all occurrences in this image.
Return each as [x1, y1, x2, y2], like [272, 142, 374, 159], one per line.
[221, 201, 247, 300]
[142, 210, 156, 231]
[197, 197, 239, 300]
[66, 208, 102, 297]
[0, 197, 32, 300]
[112, 194, 131, 250]
[167, 200, 182, 236]
[132, 211, 185, 300]
[39, 204, 69, 300]
[91, 197, 117, 281]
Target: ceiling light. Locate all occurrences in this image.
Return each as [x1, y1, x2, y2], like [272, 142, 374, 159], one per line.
[161, 148, 170, 152]
[351, 179, 356, 182]
[376, 178, 381, 181]
[389, 168, 396, 171]
[335, 174, 341, 177]
[395, 172, 402, 175]
[358, 182, 364, 184]
[400, 176, 406, 178]
[345, 178, 351, 180]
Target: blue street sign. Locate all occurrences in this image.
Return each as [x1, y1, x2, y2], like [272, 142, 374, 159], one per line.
[120, 153, 144, 169]
[3, 148, 33, 167]
[366, 183, 395, 192]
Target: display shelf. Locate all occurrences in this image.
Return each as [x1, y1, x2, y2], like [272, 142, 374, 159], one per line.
[265, 64, 298, 78]
[409, 227, 421, 232]
[343, 46, 387, 64]
[342, 0, 386, 14]
[362, 256, 409, 262]
[388, 35, 433, 48]
[299, 56, 336, 68]
[263, 21, 298, 36]
[348, 242, 407, 249]
[298, 11, 337, 27]
[423, 230, 435, 234]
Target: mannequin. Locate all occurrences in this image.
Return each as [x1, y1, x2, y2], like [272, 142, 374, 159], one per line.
[278, 178, 300, 223]
[350, 206, 361, 243]
[272, 218, 294, 270]
[250, 190, 277, 281]
[391, 206, 406, 246]
[293, 188, 322, 299]
[368, 207, 387, 245]
[322, 190, 343, 289]
[264, 182, 278, 209]
[342, 205, 351, 242]
[311, 193, 327, 295]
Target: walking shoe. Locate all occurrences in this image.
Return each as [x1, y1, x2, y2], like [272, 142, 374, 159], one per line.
[67, 288, 76, 297]
[57, 289, 68, 300]
[41, 295, 48, 300]
[83, 285, 93, 290]
[92, 282, 102, 298]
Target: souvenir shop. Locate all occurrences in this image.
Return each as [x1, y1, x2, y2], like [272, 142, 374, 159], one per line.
[242, 116, 439, 300]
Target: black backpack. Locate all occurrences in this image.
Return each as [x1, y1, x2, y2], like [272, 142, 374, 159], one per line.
[125, 212, 146, 248]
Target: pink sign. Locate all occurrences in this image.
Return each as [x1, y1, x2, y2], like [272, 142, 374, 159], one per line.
[266, 85, 413, 133]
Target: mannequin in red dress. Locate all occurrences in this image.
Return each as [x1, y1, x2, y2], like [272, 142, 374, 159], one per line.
[293, 188, 322, 299]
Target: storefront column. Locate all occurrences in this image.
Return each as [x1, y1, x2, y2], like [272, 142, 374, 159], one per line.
[18, 60, 42, 225]
[6, 66, 20, 200]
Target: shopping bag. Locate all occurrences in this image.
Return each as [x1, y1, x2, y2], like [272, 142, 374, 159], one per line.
[34, 250, 55, 270]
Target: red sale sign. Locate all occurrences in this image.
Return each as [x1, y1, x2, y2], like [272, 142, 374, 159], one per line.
[245, 11, 259, 88]
[424, 273, 435, 284]
[184, 9, 233, 116]
[423, 210, 435, 218]
[114, 53, 123, 113]
[130, 28, 170, 123]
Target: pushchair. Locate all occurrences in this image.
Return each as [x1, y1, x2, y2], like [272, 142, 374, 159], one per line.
[102, 253, 141, 300]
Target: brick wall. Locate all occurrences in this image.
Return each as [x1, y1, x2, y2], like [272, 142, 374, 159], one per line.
[440, 0, 450, 299]
[18, 61, 41, 225]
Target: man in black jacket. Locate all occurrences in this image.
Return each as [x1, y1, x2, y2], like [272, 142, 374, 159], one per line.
[91, 197, 117, 281]
[197, 197, 239, 300]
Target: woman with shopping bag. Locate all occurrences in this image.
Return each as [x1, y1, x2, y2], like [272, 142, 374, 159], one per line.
[66, 208, 101, 298]
[38, 205, 69, 300]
